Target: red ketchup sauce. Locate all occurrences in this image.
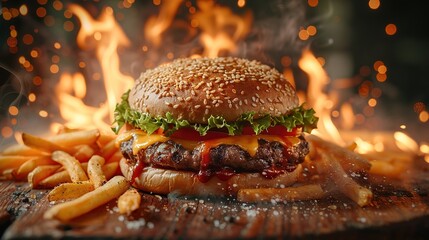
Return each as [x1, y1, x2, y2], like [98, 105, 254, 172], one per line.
[197, 143, 237, 183]
[131, 159, 145, 184]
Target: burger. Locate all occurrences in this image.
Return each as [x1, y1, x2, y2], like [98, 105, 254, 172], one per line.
[113, 57, 318, 197]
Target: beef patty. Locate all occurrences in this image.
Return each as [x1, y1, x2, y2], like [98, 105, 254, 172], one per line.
[120, 136, 309, 173]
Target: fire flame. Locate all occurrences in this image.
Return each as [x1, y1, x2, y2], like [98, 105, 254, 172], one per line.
[299, 48, 344, 146]
[49, 2, 426, 164]
[53, 5, 134, 133]
[298, 48, 425, 163]
[193, 0, 252, 57]
[144, 0, 183, 47]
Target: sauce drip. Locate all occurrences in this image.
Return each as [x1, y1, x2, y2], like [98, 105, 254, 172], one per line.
[197, 144, 237, 182]
[197, 143, 213, 183]
[216, 168, 236, 181]
[131, 159, 145, 184]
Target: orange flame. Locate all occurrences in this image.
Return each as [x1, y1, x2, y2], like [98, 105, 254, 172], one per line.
[194, 0, 252, 57]
[54, 72, 110, 131]
[144, 0, 183, 46]
[53, 5, 134, 132]
[299, 48, 344, 145]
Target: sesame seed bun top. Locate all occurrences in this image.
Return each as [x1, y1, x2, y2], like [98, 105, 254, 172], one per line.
[128, 57, 299, 123]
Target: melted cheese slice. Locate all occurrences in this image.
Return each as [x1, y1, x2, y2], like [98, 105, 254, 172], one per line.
[116, 129, 169, 155]
[116, 129, 300, 156]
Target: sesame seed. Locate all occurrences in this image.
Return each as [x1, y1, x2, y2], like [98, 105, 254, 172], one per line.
[132, 57, 294, 118]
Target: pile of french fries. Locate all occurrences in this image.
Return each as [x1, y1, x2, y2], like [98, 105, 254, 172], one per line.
[0, 128, 141, 221]
[238, 134, 374, 207]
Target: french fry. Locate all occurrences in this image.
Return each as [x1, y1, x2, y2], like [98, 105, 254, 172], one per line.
[106, 151, 122, 163]
[22, 133, 73, 154]
[39, 162, 114, 188]
[318, 151, 373, 207]
[0, 144, 44, 156]
[118, 188, 141, 215]
[237, 184, 325, 202]
[28, 165, 61, 188]
[44, 176, 129, 221]
[102, 162, 119, 180]
[49, 129, 100, 147]
[55, 126, 82, 134]
[48, 181, 95, 201]
[87, 155, 106, 188]
[306, 134, 371, 172]
[15, 156, 57, 180]
[100, 139, 118, 160]
[38, 170, 71, 189]
[363, 151, 413, 163]
[73, 145, 95, 162]
[55, 162, 89, 174]
[52, 151, 88, 182]
[97, 132, 116, 148]
[0, 156, 34, 172]
[369, 160, 406, 179]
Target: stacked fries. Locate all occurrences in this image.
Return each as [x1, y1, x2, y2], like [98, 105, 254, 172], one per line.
[0, 128, 140, 221]
[238, 134, 374, 207]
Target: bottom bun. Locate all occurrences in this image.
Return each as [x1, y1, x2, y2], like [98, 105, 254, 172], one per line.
[120, 158, 302, 197]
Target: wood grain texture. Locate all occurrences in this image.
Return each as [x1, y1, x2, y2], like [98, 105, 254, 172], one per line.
[1, 158, 429, 239]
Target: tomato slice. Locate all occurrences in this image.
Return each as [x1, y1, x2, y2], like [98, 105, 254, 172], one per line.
[242, 125, 299, 137]
[163, 125, 299, 141]
[170, 127, 229, 141]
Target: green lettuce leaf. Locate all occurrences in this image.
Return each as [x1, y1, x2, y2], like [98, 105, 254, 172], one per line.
[112, 90, 318, 136]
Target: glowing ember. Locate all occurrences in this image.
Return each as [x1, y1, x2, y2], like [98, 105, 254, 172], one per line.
[394, 131, 419, 153]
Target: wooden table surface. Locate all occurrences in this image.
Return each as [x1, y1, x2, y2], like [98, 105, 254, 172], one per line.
[1, 158, 429, 239]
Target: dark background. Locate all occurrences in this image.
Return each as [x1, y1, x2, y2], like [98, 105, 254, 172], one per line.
[0, 0, 428, 145]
